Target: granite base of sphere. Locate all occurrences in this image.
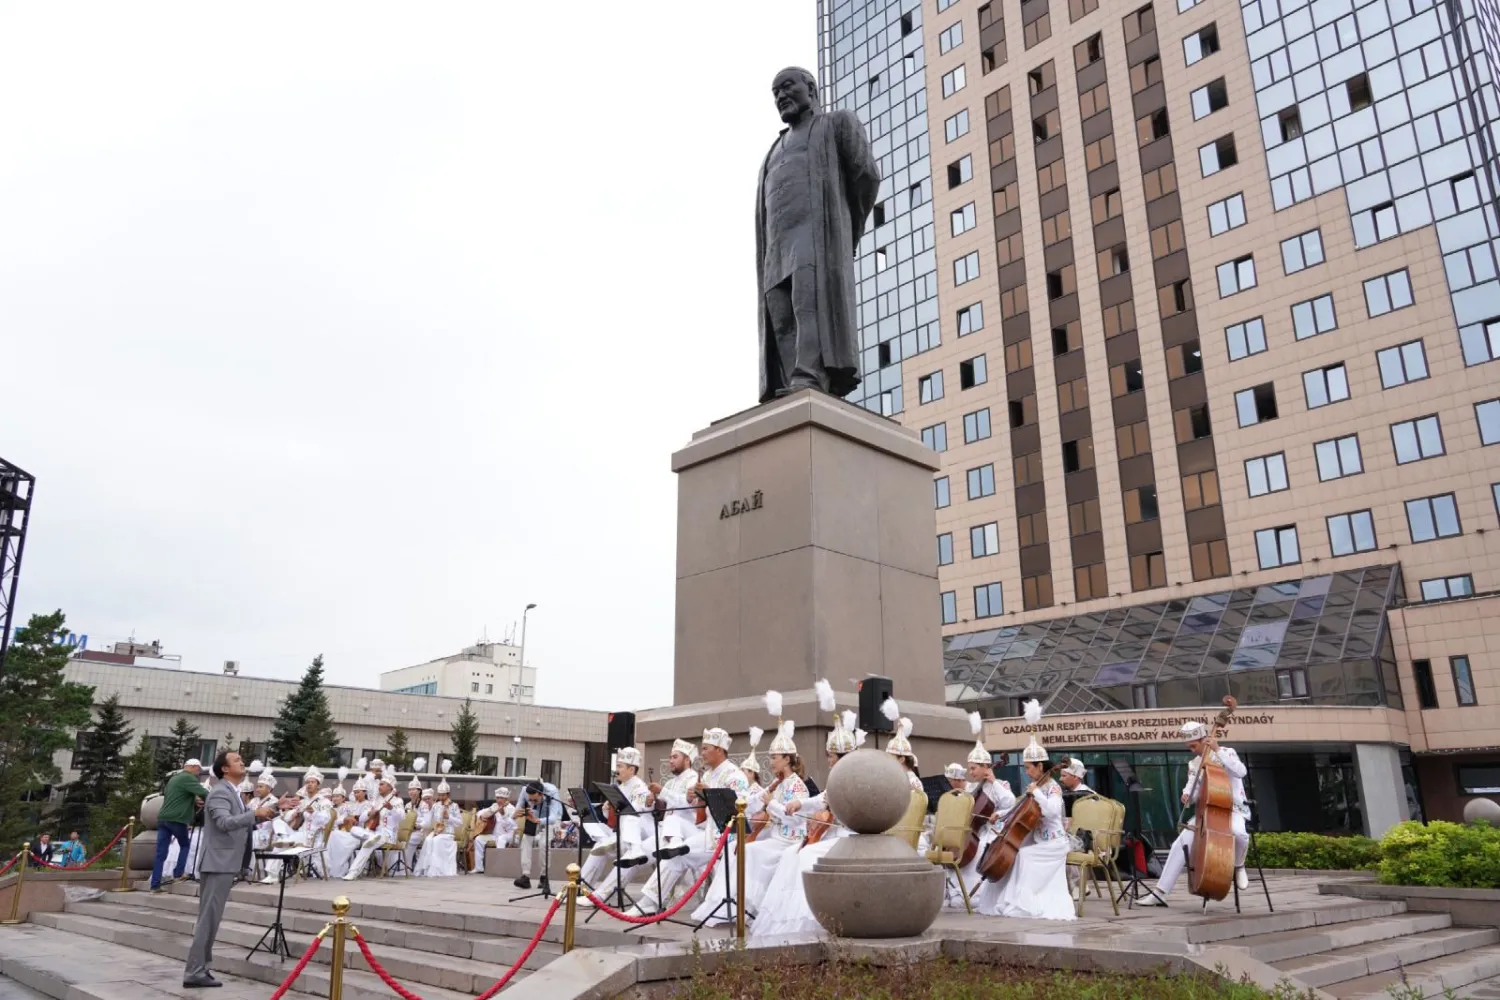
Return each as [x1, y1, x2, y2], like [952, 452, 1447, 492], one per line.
[803, 834, 944, 938]
[1464, 797, 1500, 825]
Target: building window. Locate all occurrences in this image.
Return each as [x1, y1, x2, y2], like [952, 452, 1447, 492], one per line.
[504, 757, 529, 778]
[1130, 551, 1167, 590]
[1191, 539, 1231, 580]
[1281, 230, 1324, 274]
[1124, 485, 1160, 523]
[1010, 395, 1037, 428]
[1245, 453, 1289, 497]
[1405, 493, 1462, 542]
[1460, 317, 1500, 366]
[921, 423, 948, 453]
[1291, 294, 1337, 339]
[471, 681, 480, 693]
[1344, 72, 1373, 111]
[1075, 563, 1108, 600]
[919, 371, 944, 404]
[1255, 525, 1300, 569]
[1207, 193, 1246, 235]
[1412, 659, 1439, 709]
[1190, 78, 1229, 120]
[1007, 340, 1034, 372]
[957, 302, 983, 336]
[1174, 404, 1212, 442]
[938, 533, 955, 566]
[1354, 200, 1400, 246]
[934, 476, 951, 509]
[939, 20, 963, 53]
[960, 355, 988, 389]
[970, 522, 1000, 558]
[1075, 32, 1104, 68]
[1478, 399, 1500, 445]
[941, 64, 967, 98]
[1420, 575, 1474, 601]
[1451, 656, 1478, 706]
[1023, 12, 1052, 47]
[941, 590, 958, 625]
[1377, 341, 1428, 388]
[1327, 509, 1377, 555]
[944, 108, 970, 143]
[1199, 134, 1237, 176]
[953, 250, 981, 285]
[1061, 437, 1095, 473]
[1391, 415, 1444, 464]
[1116, 421, 1150, 460]
[484, 683, 494, 695]
[948, 155, 973, 188]
[1167, 340, 1203, 379]
[1068, 498, 1102, 535]
[1216, 255, 1256, 297]
[1132, 683, 1159, 709]
[1224, 317, 1267, 361]
[1365, 269, 1414, 317]
[1022, 573, 1054, 609]
[1183, 23, 1220, 64]
[1314, 435, 1362, 481]
[1276, 667, 1309, 700]
[951, 202, 977, 236]
[1018, 510, 1048, 546]
[1110, 360, 1144, 396]
[1143, 163, 1177, 201]
[1304, 363, 1350, 409]
[966, 464, 996, 499]
[1235, 383, 1278, 427]
[974, 583, 1003, 618]
[1159, 279, 1192, 318]
[963, 408, 992, 443]
[1182, 469, 1220, 510]
[1457, 764, 1500, 794]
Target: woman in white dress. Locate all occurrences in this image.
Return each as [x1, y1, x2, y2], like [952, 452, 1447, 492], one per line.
[741, 720, 810, 913]
[324, 787, 360, 878]
[973, 731, 1076, 921]
[413, 781, 461, 877]
[885, 716, 924, 793]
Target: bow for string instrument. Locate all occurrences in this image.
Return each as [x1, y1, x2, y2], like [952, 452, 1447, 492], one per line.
[976, 762, 1067, 882]
[1185, 696, 1239, 901]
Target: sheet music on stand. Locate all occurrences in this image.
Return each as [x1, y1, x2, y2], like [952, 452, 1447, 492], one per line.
[700, 788, 739, 832]
[920, 775, 952, 814]
[593, 782, 637, 817]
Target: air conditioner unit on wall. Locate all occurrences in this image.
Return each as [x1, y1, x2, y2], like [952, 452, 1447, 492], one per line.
[223, 660, 240, 675]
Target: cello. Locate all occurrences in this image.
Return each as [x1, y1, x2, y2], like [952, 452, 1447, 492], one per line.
[976, 762, 1066, 882]
[1185, 696, 1239, 901]
[957, 791, 996, 867]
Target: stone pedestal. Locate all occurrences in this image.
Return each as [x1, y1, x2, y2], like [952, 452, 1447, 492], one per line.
[670, 390, 943, 706]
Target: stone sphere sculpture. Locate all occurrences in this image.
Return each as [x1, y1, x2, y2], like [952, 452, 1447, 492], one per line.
[1463, 797, 1500, 826]
[802, 748, 945, 938]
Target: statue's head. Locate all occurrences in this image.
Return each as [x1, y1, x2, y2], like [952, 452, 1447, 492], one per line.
[772, 67, 819, 123]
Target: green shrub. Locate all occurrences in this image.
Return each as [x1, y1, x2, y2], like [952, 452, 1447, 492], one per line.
[1245, 831, 1382, 870]
[1378, 819, 1500, 889]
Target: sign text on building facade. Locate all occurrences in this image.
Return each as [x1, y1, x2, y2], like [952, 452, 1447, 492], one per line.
[719, 490, 764, 519]
[996, 711, 1277, 747]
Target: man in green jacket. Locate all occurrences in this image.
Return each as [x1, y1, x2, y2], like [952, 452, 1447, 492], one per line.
[151, 758, 208, 891]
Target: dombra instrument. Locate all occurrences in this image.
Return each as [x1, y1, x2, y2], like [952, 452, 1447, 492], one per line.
[958, 790, 996, 868]
[977, 762, 1066, 883]
[1185, 696, 1239, 901]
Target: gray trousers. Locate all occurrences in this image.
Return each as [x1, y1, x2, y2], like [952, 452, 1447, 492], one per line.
[184, 871, 234, 980]
[765, 267, 826, 394]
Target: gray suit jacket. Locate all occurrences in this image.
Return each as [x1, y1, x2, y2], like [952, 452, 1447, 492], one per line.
[200, 778, 257, 874]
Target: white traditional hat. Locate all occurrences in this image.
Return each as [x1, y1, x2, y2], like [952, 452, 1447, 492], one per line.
[255, 773, 275, 789]
[184, 758, 202, 768]
[768, 719, 798, 756]
[827, 709, 859, 755]
[369, 758, 385, 769]
[616, 746, 643, 769]
[304, 768, 323, 784]
[237, 779, 254, 794]
[436, 780, 451, 795]
[1064, 757, 1086, 778]
[944, 762, 967, 781]
[331, 785, 347, 798]
[496, 787, 512, 799]
[1180, 720, 1209, 742]
[885, 717, 915, 760]
[966, 712, 991, 766]
[377, 775, 395, 788]
[701, 727, 732, 752]
[1020, 699, 1048, 763]
[421, 787, 435, 798]
[671, 738, 698, 760]
[408, 778, 423, 790]
[740, 726, 764, 777]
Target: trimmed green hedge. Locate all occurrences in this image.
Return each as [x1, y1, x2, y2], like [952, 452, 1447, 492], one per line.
[1245, 831, 1381, 871]
[1378, 820, 1500, 889]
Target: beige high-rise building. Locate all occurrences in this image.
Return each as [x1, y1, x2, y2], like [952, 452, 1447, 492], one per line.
[817, 0, 1500, 837]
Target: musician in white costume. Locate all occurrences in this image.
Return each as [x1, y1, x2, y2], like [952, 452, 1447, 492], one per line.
[413, 781, 462, 877]
[403, 779, 427, 870]
[260, 767, 327, 884]
[471, 787, 518, 875]
[884, 716, 924, 792]
[325, 786, 360, 878]
[579, 748, 652, 895]
[1135, 721, 1251, 904]
[357, 759, 388, 800]
[737, 718, 808, 917]
[974, 724, 1075, 920]
[343, 777, 404, 880]
[250, 775, 278, 852]
[950, 715, 1016, 902]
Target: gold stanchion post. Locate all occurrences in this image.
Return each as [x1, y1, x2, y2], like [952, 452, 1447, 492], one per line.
[327, 896, 351, 1000]
[2, 843, 29, 925]
[562, 863, 580, 954]
[109, 818, 136, 893]
[734, 800, 748, 945]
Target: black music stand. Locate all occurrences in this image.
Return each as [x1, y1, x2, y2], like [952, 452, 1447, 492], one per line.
[1115, 785, 1167, 909]
[248, 849, 302, 960]
[566, 787, 600, 895]
[691, 788, 743, 931]
[585, 782, 648, 921]
[510, 789, 564, 903]
[921, 775, 951, 815]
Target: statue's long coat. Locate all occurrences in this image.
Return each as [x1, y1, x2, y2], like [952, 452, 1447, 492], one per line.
[755, 110, 881, 404]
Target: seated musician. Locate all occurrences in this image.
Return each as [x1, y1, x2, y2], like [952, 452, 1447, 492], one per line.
[471, 787, 517, 875]
[974, 733, 1075, 920]
[945, 762, 967, 791]
[325, 785, 360, 878]
[580, 747, 652, 899]
[951, 731, 1016, 899]
[1059, 758, 1095, 853]
[884, 717, 923, 791]
[413, 780, 462, 877]
[1137, 721, 1251, 904]
[343, 776, 404, 880]
[403, 779, 428, 870]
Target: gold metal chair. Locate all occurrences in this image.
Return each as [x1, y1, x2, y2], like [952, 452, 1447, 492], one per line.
[1066, 795, 1125, 916]
[377, 808, 419, 877]
[924, 791, 976, 914]
[884, 789, 928, 850]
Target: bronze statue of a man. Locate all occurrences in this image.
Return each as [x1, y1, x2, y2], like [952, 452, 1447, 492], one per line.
[756, 67, 881, 403]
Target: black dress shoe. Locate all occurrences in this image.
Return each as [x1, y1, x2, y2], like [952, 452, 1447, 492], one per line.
[182, 974, 222, 988]
[512, 875, 531, 889]
[653, 844, 691, 861]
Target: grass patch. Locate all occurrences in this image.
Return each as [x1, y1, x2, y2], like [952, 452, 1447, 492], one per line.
[656, 957, 1316, 999]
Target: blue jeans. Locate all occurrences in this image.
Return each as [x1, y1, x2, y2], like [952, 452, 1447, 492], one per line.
[151, 821, 191, 888]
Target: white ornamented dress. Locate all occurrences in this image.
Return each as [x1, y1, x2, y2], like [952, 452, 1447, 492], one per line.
[973, 779, 1076, 920]
[414, 804, 462, 877]
[749, 790, 852, 941]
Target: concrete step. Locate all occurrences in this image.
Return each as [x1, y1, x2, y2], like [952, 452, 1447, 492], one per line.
[1274, 926, 1500, 988]
[1175, 899, 1409, 945]
[1325, 944, 1500, 999]
[30, 910, 480, 1000]
[1236, 912, 1456, 963]
[91, 889, 565, 970]
[1448, 974, 1500, 998]
[0, 920, 316, 999]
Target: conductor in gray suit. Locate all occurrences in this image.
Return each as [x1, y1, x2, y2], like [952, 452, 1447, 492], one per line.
[184, 750, 296, 988]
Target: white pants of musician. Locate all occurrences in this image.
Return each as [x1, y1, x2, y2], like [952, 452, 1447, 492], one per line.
[1156, 813, 1249, 895]
[403, 831, 426, 872]
[343, 832, 390, 880]
[471, 835, 502, 874]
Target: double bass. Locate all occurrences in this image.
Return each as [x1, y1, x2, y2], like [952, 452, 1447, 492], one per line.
[1185, 696, 1239, 901]
[976, 762, 1066, 882]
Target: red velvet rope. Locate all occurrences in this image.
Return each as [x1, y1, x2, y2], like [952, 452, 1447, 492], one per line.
[0, 852, 21, 878]
[352, 895, 563, 1000]
[268, 932, 325, 1000]
[30, 825, 130, 871]
[584, 825, 732, 925]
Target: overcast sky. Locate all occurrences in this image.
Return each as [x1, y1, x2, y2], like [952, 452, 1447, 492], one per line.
[1, 3, 817, 711]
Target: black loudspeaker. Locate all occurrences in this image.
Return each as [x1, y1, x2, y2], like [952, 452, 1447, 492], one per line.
[857, 676, 895, 733]
[607, 711, 636, 749]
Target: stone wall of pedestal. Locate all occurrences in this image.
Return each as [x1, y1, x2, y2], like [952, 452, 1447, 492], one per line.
[670, 390, 944, 708]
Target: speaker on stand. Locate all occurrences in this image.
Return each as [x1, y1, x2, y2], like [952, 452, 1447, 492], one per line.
[857, 677, 895, 746]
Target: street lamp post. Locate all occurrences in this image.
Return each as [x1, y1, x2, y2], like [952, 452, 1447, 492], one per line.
[512, 602, 536, 777]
